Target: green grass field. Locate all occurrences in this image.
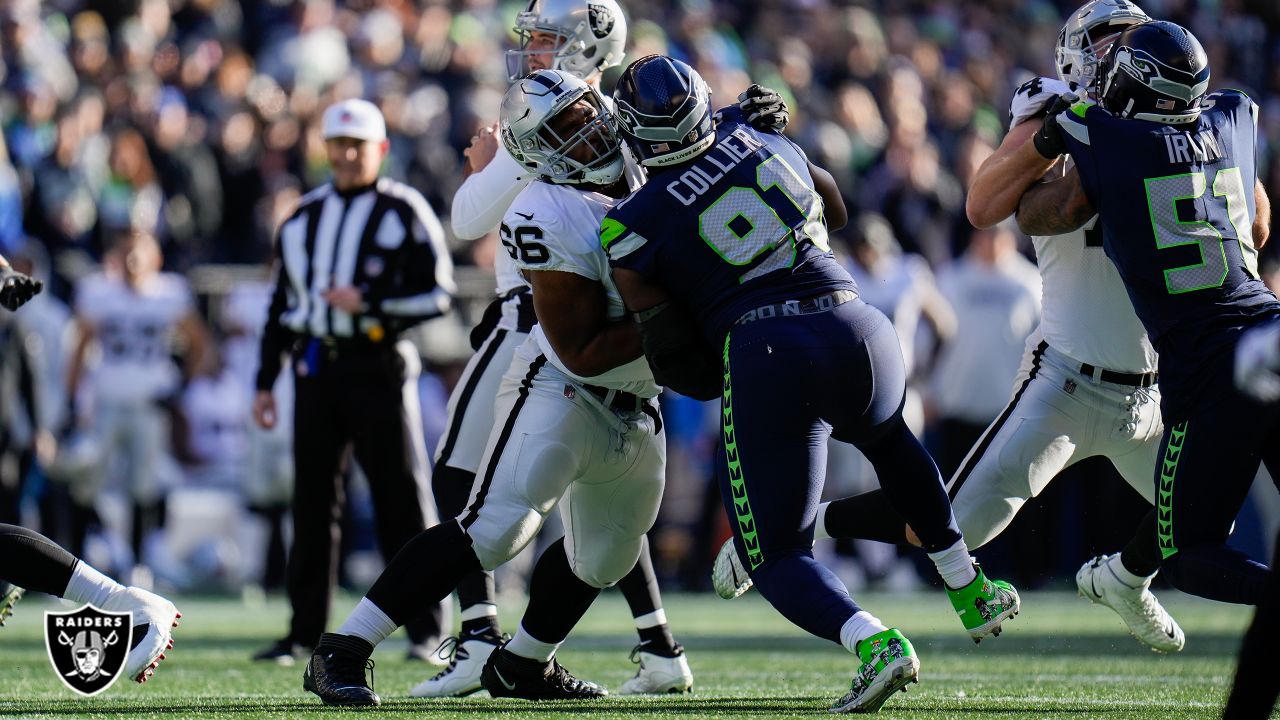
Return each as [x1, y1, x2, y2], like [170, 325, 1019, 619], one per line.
[0, 590, 1259, 719]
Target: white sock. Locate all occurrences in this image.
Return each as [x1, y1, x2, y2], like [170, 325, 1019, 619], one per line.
[505, 623, 560, 663]
[839, 610, 889, 655]
[336, 598, 400, 647]
[1107, 553, 1148, 589]
[63, 560, 124, 607]
[928, 539, 977, 589]
[633, 608, 667, 629]
[814, 502, 833, 540]
[460, 603, 498, 622]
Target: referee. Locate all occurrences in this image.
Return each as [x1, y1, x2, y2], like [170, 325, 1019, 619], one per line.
[251, 98, 454, 664]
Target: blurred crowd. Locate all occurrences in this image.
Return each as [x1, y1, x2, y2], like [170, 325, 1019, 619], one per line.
[2, 0, 1279, 595]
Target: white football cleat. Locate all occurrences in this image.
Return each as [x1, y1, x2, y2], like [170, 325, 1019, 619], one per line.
[100, 586, 181, 682]
[617, 644, 693, 695]
[711, 538, 753, 599]
[1077, 554, 1184, 653]
[409, 635, 501, 698]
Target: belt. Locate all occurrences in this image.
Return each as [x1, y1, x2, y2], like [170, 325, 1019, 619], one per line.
[1078, 362, 1158, 388]
[734, 289, 857, 326]
[582, 384, 662, 433]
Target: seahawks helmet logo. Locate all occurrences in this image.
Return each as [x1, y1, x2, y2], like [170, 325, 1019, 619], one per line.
[1112, 46, 1209, 103]
[587, 3, 615, 39]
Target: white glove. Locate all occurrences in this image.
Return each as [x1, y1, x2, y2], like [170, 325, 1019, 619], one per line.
[1234, 321, 1280, 403]
[1008, 76, 1082, 127]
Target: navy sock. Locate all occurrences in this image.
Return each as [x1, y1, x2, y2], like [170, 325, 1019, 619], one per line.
[1119, 508, 1161, 577]
[750, 548, 861, 645]
[1161, 543, 1269, 605]
[822, 490, 906, 544]
[857, 418, 961, 552]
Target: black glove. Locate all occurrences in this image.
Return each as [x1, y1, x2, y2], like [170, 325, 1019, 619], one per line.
[0, 266, 42, 311]
[739, 84, 789, 133]
[1032, 93, 1078, 159]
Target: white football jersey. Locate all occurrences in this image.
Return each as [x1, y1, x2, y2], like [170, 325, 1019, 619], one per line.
[75, 271, 193, 402]
[1030, 216, 1156, 373]
[504, 180, 657, 397]
[1008, 77, 1157, 374]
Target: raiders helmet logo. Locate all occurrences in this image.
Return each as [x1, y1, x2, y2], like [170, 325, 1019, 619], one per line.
[587, 3, 614, 39]
[45, 605, 133, 696]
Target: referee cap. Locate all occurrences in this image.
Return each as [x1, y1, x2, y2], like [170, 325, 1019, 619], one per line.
[322, 99, 387, 142]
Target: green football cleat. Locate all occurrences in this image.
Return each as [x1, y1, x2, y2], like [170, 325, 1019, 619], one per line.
[832, 628, 919, 714]
[947, 565, 1020, 642]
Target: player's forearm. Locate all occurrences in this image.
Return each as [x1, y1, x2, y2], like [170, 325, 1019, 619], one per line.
[966, 123, 1057, 229]
[1253, 179, 1271, 250]
[555, 319, 643, 379]
[1016, 169, 1094, 236]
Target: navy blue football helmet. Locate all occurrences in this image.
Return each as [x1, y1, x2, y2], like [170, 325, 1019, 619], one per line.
[611, 55, 715, 168]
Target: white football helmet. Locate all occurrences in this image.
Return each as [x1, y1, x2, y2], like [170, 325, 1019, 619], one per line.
[506, 0, 628, 82]
[499, 69, 624, 185]
[1055, 0, 1150, 88]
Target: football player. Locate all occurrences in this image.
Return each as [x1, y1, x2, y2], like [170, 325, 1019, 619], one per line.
[305, 69, 678, 706]
[1020, 22, 1277, 608]
[0, 523, 179, 682]
[713, 0, 1190, 654]
[432, 0, 784, 697]
[603, 55, 1019, 713]
[67, 229, 210, 585]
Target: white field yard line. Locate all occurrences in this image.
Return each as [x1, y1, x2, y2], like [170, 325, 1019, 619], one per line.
[923, 671, 1231, 686]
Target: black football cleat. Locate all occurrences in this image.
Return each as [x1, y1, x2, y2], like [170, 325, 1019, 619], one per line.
[480, 645, 607, 700]
[303, 633, 380, 706]
[0, 582, 22, 627]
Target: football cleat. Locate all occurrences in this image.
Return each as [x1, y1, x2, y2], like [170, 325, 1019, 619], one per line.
[1077, 554, 1185, 653]
[832, 628, 919, 714]
[480, 645, 607, 700]
[618, 643, 693, 695]
[711, 538, 753, 599]
[409, 634, 502, 698]
[99, 586, 180, 683]
[0, 582, 22, 627]
[946, 565, 1020, 642]
[303, 633, 380, 706]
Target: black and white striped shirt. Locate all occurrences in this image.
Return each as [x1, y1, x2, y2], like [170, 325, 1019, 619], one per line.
[256, 177, 454, 390]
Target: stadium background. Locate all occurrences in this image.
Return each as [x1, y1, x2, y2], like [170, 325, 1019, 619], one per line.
[1, 0, 1278, 597]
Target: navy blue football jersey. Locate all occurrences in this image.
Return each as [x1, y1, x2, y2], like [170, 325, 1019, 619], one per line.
[602, 107, 856, 343]
[1058, 90, 1280, 414]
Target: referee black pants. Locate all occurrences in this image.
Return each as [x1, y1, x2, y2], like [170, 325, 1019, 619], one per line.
[286, 341, 442, 647]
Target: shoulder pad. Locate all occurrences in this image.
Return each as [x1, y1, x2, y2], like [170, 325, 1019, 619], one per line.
[1009, 77, 1080, 127]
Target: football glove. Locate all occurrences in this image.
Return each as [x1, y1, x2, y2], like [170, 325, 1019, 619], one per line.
[1032, 93, 1078, 159]
[0, 266, 42, 311]
[1234, 321, 1280, 403]
[738, 84, 789, 133]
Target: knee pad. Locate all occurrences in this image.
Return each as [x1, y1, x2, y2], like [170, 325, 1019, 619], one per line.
[565, 534, 641, 589]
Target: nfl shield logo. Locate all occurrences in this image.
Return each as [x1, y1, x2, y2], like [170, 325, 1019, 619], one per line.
[45, 605, 133, 696]
[563, 384, 576, 399]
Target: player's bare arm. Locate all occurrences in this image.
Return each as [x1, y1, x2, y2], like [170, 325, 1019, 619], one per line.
[967, 121, 1061, 229]
[1254, 178, 1271, 249]
[528, 268, 641, 378]
[612, 267, 720, 402]
[461, 123, 500, 180]
[808, 161, 848, 231]
[1016, 165, 1094, 236]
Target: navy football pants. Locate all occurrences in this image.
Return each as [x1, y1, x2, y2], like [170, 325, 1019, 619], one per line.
[720, 299, 961, 645]
[1156, 362, 1280, 605]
